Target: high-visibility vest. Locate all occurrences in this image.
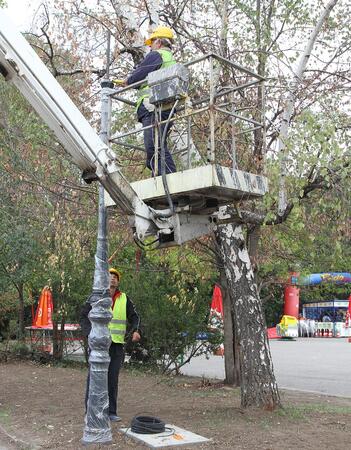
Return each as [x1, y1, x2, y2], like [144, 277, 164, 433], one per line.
[136, 48, 176, 110]
[108, 292, 127, 344]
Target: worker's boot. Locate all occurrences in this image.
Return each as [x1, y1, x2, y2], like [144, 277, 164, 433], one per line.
[109, 414, 122, 422]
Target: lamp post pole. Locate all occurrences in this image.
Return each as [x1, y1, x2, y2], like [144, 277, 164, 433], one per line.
[82, 32, 113, 445]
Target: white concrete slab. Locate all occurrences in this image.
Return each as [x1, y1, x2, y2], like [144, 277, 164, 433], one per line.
[119, 424, 210, 448]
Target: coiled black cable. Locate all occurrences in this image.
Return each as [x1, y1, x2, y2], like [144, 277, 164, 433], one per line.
[130, 415, 166, 434]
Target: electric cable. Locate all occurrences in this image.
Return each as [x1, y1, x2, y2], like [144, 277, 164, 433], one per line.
[131, 415, 165, 434]
[133, 236, 160, 251]
[133, 236, 159, 247]
[142, 237, 160, 246]
[129, 415, 174, 436]
[160, 99, 179, 214]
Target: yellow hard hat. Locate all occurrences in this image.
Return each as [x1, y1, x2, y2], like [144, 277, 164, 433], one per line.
[109, 268, 121, 280]
[145, 26, 174, 46]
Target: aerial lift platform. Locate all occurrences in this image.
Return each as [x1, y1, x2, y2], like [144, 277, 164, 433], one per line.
[105, 164, 267, 244]
[106, 52, 267, 245]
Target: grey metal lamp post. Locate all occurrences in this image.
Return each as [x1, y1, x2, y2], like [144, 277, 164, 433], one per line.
[82, 33, 114, 445]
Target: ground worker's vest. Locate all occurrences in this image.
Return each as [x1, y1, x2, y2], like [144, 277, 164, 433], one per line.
[108, 292, 127, 344]
[136, 48, 176, 110]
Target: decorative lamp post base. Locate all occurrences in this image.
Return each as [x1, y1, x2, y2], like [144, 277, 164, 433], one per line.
[81, 429, 112, 446]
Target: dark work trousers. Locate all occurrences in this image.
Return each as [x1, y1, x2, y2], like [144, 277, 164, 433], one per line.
[140, 109, 177, 176]
[85, 342, 125, 415]
[108, 343, 125, 415]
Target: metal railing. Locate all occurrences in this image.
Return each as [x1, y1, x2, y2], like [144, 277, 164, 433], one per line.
[108, 52, 265, 176]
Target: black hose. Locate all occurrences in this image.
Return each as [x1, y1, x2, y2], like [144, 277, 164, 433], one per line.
[160, 100, 179, 213]
[133, 236, 159, 249]
[130, 415, 166, 434]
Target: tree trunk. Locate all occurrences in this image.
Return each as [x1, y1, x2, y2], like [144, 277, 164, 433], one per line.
[52, 319, 64, 360]
[17, 282, 25, 341]
[247, 224, 261, 279]
[219, 269, 240, 386]
[52, 320, 59, 358]
[216, 220, 280, 409]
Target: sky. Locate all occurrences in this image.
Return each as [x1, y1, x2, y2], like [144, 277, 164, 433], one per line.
[4, 0, 41, 30]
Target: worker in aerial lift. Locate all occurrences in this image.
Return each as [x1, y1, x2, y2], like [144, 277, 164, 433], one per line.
[80, 268, 141, 422]
[117, 26, 177, 176]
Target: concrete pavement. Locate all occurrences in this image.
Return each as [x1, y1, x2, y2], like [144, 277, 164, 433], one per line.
[180, 338, 351, 398]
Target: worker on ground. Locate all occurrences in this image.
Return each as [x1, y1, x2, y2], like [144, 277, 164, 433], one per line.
[80, 268, 141, 422]
[118, 26, 177, 176]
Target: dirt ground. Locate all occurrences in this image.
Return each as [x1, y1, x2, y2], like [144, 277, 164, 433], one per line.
[0, 360, 351, 450]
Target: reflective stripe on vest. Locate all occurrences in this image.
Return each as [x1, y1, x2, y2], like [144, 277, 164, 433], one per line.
[136, 48, 176, 110]
[108, 292, 127, 344]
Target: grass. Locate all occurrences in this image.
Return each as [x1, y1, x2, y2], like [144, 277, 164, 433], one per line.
[276, 402, 351, 420]
[189, 388, 238, 398]
[0, 408, 10, 425]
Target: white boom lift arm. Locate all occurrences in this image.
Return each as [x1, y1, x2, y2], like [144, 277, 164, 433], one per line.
[0, 11, 186, 244]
